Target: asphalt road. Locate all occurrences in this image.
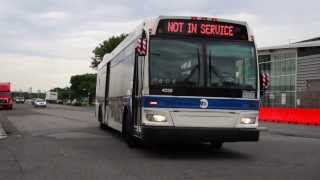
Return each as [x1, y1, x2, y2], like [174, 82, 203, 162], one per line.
[0, 104, 319, 180]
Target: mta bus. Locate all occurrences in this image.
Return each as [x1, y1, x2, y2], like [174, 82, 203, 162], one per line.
[96, 16, 260, 147]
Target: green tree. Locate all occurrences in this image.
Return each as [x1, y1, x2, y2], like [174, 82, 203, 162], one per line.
[70, 73, 97, 104]
[51, 87, 71, 101]
[90, 33, 128, 68]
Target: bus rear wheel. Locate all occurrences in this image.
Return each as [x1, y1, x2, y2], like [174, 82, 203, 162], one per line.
[100, 121, 108, 130]
[98, 108, 108, 130]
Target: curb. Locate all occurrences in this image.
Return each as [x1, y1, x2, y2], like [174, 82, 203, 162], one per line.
[260, 119, 320, 126]
[258, 127, 268, 131]
[266, 129, 320, 139]
[260, 122, 320, 139]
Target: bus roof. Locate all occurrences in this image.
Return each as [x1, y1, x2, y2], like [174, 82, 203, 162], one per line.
[155, 16, 247, 26]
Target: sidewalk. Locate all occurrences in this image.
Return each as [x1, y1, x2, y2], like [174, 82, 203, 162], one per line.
[261, 122, 320, 139]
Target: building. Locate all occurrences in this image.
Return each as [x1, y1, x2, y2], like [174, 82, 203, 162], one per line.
[258, 37, 320, 108]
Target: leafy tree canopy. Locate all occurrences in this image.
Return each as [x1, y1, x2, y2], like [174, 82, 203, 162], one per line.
[70, 73, 97, 103]
[90, 33, 128, 68]
[51, 87, 71, 100]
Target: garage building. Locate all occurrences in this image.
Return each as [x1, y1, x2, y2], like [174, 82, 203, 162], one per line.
[258, 37, 320, 108]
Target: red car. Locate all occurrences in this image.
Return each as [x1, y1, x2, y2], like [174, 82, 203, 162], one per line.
[0, 82, 13, 110]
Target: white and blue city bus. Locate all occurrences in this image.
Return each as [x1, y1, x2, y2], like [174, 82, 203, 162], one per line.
[96, 16, 260, 147]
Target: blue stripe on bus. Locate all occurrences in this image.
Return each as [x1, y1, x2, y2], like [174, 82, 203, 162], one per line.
[143, 96, 259, 110]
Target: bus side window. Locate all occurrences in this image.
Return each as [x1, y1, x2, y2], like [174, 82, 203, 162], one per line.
[133, 55, 138, 96]
[105, 62, 111, 105]
[133, 55, 144, 96]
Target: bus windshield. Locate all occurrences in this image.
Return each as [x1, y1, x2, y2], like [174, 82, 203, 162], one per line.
[149, 37, 257, 98]
[207, 42, 257, 90]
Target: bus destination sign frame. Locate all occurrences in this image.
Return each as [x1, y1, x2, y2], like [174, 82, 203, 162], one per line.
[156, 19, 248, 40]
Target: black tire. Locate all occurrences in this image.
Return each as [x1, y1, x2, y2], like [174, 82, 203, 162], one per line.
[98, 107, 108, 130]
[99, 121, 108, 130]
[123, 110, 138, 148]
[210, 142, 223, 149]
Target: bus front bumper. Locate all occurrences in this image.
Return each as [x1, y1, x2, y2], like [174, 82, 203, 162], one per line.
[141, 126, 259, 143]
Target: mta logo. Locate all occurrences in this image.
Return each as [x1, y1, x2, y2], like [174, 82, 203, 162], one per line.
[200, 99, 208, 109]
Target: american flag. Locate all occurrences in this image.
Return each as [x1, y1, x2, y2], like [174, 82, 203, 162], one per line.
[136, 38, 147, 56]
[260, 72, 270, 89]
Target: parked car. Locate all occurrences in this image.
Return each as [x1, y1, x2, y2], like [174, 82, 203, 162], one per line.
[65, 99, 72, 105]
[31, 98, 39, 105]
[33, 99, 47, 108]
[15, 97, 25, 104]
[25, 99, 33, 104]
[71, 99, 81, 106]
[57, 99, 63, 104]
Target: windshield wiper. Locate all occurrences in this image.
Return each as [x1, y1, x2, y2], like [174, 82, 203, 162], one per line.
[208, 50, 225, 85]
[182, 48, 201, 85]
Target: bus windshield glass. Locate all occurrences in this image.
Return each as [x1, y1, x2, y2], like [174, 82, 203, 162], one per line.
[149, 38, 257, 98]
[207, 42, 257, 90]
[149, 39, 203, 87]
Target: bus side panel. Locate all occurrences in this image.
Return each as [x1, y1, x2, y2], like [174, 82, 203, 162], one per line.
[107, 42, 136, 132]
[95, 66, 107, 122]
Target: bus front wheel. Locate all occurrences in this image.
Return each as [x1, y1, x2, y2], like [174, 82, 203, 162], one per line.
[123, 111, 138, 148]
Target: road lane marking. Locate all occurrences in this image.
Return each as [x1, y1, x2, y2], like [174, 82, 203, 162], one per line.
[0, 123, 7, 140]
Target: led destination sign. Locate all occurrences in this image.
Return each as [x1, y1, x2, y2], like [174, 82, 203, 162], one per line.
[156, 19, 248, 40]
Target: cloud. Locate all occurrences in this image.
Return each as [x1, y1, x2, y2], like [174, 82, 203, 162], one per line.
[38, 11, 69, 22]
[42, 11, 68, 19]
[0, 0, 319, 91]
[220, 12, 258, 23]
[0, 53, 95, 91]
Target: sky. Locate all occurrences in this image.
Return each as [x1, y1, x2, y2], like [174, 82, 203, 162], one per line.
[0, 0, 319, 91]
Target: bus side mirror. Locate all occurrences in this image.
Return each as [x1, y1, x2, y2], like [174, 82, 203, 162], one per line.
[135, 38, 147, 56]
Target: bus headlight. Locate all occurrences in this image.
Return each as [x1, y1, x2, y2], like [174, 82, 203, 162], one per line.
[146, 114, 167, 122]
[240, 117, 256, 124]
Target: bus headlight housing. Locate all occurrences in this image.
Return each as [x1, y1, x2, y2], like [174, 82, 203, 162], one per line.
[146, 113, 167, 122]
[240, 117, 256, 124]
